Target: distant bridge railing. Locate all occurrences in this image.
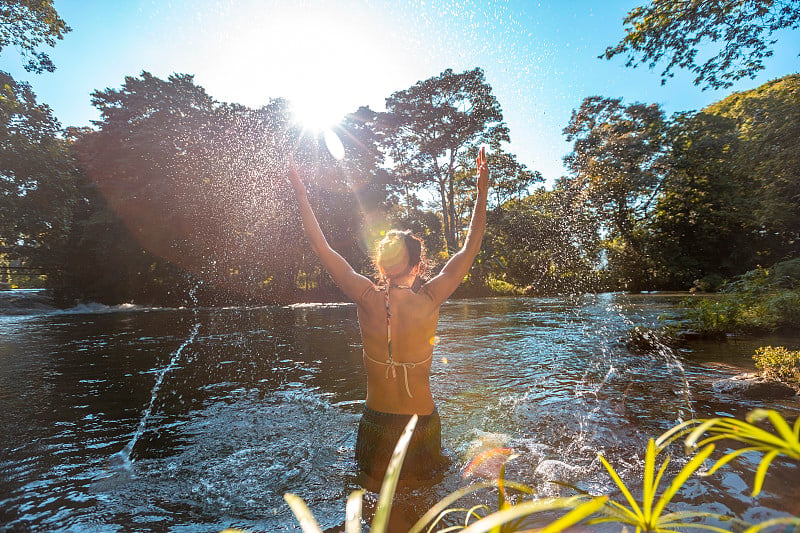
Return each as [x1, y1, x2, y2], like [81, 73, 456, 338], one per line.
[0, 265, 45, 274]
[1, 266, 49, 284]
[4, 266, 46, 272]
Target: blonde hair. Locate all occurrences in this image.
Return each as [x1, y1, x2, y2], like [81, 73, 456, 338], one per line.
[376, 230, 425, 282]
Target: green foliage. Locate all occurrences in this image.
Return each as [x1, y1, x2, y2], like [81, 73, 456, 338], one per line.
[754, 346, 800, 385]
[562, 96, 667, 290]
[692, 274, 726, 293]
[649, 110, 759, 288]
[0, 0, 71, 73]
[65, 71, 377, 305]
[557, 74, 800, 292]
[485, 189, 600, 294]
[683, 297, 740, 335]
[379, 68, 540, 254]
[704, 75, 800, 263]
[765, 291, 800, 324]
[603, 0, 800, 90]
[683, 259, 800, 334]
[54, 173, 196, 306]
[0, 71, 76, 280]
[484, 276, 520, 296]
[6, 65, 797, 303]
[590, 439, 725, 532]
[658, 409, 800, 497]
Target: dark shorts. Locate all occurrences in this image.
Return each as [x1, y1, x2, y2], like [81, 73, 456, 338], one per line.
[355, 406, 448, 485]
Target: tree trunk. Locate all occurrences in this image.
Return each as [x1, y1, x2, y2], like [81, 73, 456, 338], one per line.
[438, 179, 454, 254]
[447, 171, 458, 252]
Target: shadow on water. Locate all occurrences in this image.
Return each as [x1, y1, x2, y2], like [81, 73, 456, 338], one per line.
[0, 293, 797, 530]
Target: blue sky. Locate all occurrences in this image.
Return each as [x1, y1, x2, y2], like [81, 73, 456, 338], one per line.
[1, 0, 798, 186]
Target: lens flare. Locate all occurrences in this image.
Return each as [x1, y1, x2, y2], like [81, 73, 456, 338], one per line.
[323, 128, 345, 160]
[462, 447, 516, 480]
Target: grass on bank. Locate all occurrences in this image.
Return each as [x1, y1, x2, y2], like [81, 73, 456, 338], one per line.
[754, 346, 800, 386]
[684, 258, 800, 336]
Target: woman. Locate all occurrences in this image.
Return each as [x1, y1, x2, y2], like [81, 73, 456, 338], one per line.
[287, 147, 489, 489]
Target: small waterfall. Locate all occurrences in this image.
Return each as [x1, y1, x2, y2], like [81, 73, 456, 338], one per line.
[0, 289, 55, 315]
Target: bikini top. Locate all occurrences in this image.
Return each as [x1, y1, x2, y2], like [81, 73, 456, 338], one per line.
[362, 284, 432, 398]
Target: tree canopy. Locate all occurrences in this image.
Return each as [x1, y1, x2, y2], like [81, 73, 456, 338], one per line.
[64, 71, 380, 304]
[562, 96, 667, 289]
[704, 73, 800, 258]
[0, 71, 75, 268]
[560, 75, 799, 290]
[0, 0, 71, 73]
[603, 0, 800, 90]
[379, 67, 539, 254]
[4, 61, 797, 300]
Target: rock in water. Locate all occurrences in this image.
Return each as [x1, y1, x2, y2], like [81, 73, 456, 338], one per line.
[712, 373, 797, 399]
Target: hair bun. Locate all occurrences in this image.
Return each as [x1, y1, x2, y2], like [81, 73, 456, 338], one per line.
[376, 230, 426, 281]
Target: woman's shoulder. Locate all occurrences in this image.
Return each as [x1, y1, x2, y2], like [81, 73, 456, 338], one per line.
[357, 282, 382, 305]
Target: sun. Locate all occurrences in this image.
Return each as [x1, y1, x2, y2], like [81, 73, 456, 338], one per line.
[290, 94, 344, 132]
[290, 92, 347, 160]
[197, 3, 411, 158]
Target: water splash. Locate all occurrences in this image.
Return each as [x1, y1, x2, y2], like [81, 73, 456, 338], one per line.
[109, 322, 201, 475]
[599, 295, 695, 423]
[109, 285, 203, 475]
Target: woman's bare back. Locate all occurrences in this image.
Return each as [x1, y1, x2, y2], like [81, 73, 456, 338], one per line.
[358, 284, 441, 415]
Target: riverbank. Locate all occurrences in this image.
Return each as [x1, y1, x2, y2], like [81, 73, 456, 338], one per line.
[682, 259, 800, 335]
[624, 260, 800, 395]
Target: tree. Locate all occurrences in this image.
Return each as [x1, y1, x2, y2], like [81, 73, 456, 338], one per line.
[649, 111, 756, 287]
[0, 71, 75, 277]
[72, 71, 372, 304]
[334, 106, 397, 261]
[486, 149, 542, 207]
[75, 72, 297, 302]
[562, 96, 667, 289]
[603, 0, 800, 90]
[642, 74, 799, 288]
[0, 0, 71, 73]
[705, 73, 800, 258]
[486, 188, 601, 294]
[379, 67, 513, 253]
[54, 156, 194, 306]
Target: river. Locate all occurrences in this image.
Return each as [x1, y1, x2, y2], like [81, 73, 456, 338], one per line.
[0, 290, 798, 531]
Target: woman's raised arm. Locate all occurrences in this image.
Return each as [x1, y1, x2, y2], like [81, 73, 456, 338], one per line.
[287, 157, 374, 302]
[421, 147, 489, 304]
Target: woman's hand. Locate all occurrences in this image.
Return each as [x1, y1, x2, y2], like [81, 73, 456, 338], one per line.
[476, 146, 489, 193]
[287, 154, 306, 195]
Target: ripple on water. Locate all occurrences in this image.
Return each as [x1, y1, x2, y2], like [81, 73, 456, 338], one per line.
[1, 295, 798, 531]
[96, 388, 360, 530]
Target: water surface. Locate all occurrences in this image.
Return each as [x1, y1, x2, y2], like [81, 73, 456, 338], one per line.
[1, 292, 798, 531]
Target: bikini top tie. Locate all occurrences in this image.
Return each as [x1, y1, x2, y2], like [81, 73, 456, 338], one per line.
[362, 284, 432, 398]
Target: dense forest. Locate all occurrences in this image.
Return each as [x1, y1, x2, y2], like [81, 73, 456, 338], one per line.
[1, 68, 798, 306]
[1, 0, 798, 306]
